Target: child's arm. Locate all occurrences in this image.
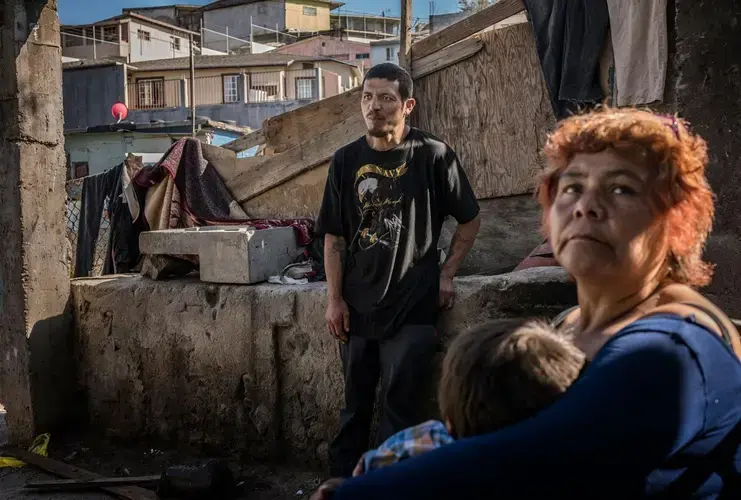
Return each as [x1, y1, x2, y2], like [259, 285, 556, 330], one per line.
[352, 420, 454, 476]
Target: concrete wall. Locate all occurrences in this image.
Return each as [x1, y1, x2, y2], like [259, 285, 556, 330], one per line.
[203, 2, 285, 53]
[1, 0, 73, 443]
[63, 65, 126, 131]
[71, 268, 575, 465]
[666, 0, 741, 316]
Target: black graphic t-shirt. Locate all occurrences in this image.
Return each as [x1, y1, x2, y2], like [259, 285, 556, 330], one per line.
[315, 128, 480, 339]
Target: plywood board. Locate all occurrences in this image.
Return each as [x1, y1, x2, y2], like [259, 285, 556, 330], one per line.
[242, 162, 330, 218]
[227, 113, 365, 203]
[411, 37, 484, 80]
[262, 87, 362, 153]
[412, 23, 556, 199]
[411, 0, 526, 61]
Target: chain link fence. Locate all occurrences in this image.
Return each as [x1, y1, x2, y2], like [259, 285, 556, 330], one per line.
[65, 178, 111, 278]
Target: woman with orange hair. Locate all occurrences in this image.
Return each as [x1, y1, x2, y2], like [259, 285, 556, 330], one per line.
[325, 108, 741, 498]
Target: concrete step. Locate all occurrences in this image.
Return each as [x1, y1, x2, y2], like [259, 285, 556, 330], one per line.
[139, 226, 300, 285]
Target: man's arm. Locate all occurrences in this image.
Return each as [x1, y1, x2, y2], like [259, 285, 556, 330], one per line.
[324, 234, 349, 342]
[441, 216, 481, 280]
[439, 216, 480, 309]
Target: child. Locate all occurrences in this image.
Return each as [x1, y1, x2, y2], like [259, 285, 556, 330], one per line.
[353, 319, 586, 475]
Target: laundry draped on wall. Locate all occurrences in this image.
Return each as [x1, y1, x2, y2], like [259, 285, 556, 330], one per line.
[524, 0, 610, 120]
[130, 138, 314, 246]
[605, 0, 668, 106]
[74, 163, 139, 277]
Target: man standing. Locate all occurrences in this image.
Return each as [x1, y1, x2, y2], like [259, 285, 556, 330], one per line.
[315, 63, 481, 478]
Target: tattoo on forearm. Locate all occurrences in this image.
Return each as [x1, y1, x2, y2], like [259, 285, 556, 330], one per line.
[331, 238, 346, 254]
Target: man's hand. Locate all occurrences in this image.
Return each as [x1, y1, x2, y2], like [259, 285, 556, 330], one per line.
[326, 297, 350, 343]
[439, 274, 455, 310]
[310, 478, 345, 500]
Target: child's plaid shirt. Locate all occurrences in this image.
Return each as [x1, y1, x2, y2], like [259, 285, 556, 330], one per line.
[357, 420, 455, 474]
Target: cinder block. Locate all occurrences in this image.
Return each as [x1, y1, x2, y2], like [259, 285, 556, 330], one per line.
[139, 226, 300, 284]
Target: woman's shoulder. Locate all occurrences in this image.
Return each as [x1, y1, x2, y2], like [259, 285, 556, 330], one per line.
[648, 283, 741, 356]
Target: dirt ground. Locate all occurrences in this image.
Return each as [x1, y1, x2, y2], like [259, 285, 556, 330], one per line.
[0, 406, 325, 499]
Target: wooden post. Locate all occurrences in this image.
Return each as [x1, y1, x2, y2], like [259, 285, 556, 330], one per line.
[189, 34, 196, 137]
[399, 0, 412, 70]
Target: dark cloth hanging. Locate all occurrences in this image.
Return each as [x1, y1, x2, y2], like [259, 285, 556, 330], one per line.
[524, 0, 610, 119]
[74, 163, 140, 277]
[75, 164, 122, 277]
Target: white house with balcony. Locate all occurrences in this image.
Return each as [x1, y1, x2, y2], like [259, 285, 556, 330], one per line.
[61, 12, 198, 63]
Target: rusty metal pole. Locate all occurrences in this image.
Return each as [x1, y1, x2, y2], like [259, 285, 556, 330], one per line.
[399, 0, 412, 70]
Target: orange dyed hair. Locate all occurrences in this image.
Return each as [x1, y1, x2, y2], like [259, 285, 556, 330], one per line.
[536, 107, 715, 287]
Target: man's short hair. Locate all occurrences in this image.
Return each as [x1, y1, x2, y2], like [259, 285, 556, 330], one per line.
[438, 319, 586, 439]
[363, 63, 414, 101]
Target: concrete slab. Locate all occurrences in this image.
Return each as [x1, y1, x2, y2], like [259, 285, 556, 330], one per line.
[70, 268, 576, 466]
[139, 226, 300, 284]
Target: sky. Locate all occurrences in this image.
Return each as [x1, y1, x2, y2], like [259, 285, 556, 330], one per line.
[58, 0, 463, 26]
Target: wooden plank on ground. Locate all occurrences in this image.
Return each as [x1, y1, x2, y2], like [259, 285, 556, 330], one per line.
[26, 476, 161, 492]
[5, 449, 158, 500]
[411, 37, 484, 80]
[411, 0, 525, 61]
[221, 128, 265, 153]
[227, 114, 365, 203]
[262, 87, 361, 153]
[412, 23, 556, 199]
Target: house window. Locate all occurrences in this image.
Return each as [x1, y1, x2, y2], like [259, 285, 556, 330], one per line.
[170, 36, 181, 51]
[356, 53, 369, 60]
[72, 162, 89, 179]
[102, 26, 118, 42]
[84, 27, 94, 44]
[137, 29, 151, 41]
[136, 79, 164, 108]
[223, 74, 240, 103]
[303, 6, 317, 16]
[295, 77, 317, 99]
[385, 47, 394, 61]
[121, 23, 129, 42]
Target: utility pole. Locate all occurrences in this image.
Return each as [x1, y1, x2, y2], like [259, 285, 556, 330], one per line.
[92, 25, 97, 59]
[399, 0, 412, 70]
[226, 26, 230, 53]
[249, 16, 254, 52]
[189, 33, 196, 137]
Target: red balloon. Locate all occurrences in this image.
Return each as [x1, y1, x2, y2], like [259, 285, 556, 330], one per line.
[111, 102, 128, 120]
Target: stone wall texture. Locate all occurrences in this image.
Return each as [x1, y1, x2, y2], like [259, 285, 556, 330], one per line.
[71, 268, 575, 465]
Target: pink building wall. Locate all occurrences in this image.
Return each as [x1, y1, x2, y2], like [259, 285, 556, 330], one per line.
[274, 36, 370, 72]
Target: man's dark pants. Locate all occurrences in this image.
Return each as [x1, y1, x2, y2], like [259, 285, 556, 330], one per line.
[328, 323, 439, 477]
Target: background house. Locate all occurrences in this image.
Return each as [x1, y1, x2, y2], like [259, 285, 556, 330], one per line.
[200, 0, 344, 53]
[330, 11, 399, 41]
[61, 12, 198, 62]
[62, 54, 361, 131]
[66, 119, 250, 178]
[272, 34, 370, 71]
[122, 5, 204, 33]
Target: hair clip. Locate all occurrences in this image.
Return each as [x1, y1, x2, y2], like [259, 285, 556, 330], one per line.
[659, 114, 681, 140]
